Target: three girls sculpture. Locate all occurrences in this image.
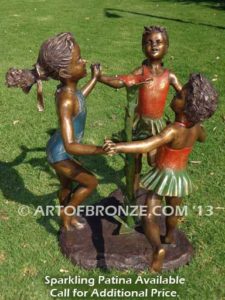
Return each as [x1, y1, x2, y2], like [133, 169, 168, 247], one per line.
[6, 26, 218, 272]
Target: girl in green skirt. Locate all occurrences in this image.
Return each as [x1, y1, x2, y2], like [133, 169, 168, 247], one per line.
[98, 26, 182, 192]
[103, 74, 218, 272]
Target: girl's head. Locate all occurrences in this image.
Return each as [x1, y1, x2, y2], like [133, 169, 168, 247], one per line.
[142, 26, 169, 61]
[6, 32, 86, 110]
[37, 32, 86, 81]
[171, 74, 218, 123]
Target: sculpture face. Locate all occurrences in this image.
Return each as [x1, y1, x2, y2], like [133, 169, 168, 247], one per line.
[67, 44, 87, 80]
[142, 32, 168, 60]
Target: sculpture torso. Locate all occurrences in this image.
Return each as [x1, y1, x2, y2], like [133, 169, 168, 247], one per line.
[142, 128, 194, 197]
[46, 90, 86, 163]
[155, 145, 192, 170]
[137, 65, 170, 119]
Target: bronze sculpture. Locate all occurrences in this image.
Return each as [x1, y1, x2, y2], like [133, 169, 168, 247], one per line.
[104, 74, 218, 272]
[5, 29, 218, 274]
[6, 32, 105, 231]
[98, 26, 182, 192]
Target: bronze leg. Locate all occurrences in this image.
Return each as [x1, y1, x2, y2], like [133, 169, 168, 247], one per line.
[142, 192, 165, 272]
[57, 173, 72, 206]
[165, 196, 182, 244]
[52, 159, 98, 230]
[134, 153, 142, 193]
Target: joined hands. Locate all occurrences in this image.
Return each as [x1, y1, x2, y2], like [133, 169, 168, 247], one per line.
[103, 139, 118, 155]
[91, 63, 101, 80]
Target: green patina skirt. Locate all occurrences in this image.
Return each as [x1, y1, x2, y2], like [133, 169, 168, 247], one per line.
[132, 115, 165, 140]
[141, 167, 193, 197]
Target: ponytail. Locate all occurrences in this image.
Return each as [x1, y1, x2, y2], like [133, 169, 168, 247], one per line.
[6, 65, 47, 112]
[6, 32, 75, 112]
[6, 68, 36, 93]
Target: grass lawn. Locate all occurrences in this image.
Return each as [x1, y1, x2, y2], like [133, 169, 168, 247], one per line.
[0, 0, 224, 299]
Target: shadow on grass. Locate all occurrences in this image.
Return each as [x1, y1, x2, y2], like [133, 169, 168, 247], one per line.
[0, 145, 59, 235]
[104, 8, 225, 30]
[0, 143, 125, 237]
[78, 154, 125, 190]
[150, 0, 225, 11]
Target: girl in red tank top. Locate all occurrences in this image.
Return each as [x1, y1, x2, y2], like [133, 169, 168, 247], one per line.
[137, 66, 170, 118]
[98, 26, 182, 192]
[103, 73, 218, 272]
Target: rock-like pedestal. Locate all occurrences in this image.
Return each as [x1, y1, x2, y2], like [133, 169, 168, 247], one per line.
[59, 189, 193, 271]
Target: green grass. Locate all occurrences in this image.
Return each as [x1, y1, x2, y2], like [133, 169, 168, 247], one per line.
[0, 0, 225, 299]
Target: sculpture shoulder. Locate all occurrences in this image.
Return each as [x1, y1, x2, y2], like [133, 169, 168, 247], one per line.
[56, 90, 79, 116]
[155, 124, 178, 145]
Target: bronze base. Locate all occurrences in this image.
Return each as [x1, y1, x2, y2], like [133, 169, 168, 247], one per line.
[59, 189, 194, 271]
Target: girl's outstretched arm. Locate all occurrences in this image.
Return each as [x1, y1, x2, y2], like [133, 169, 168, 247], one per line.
[98, 74, 125, 88]
[104, 126, 176, 154]
[81, 64, 100, 97]
[98, 66, 143, 89]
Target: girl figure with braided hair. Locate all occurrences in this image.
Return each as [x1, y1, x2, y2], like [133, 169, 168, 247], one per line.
[104, 74, 218, 272]
[98, 26, 182, 192]
[6, 32, 105, 231]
